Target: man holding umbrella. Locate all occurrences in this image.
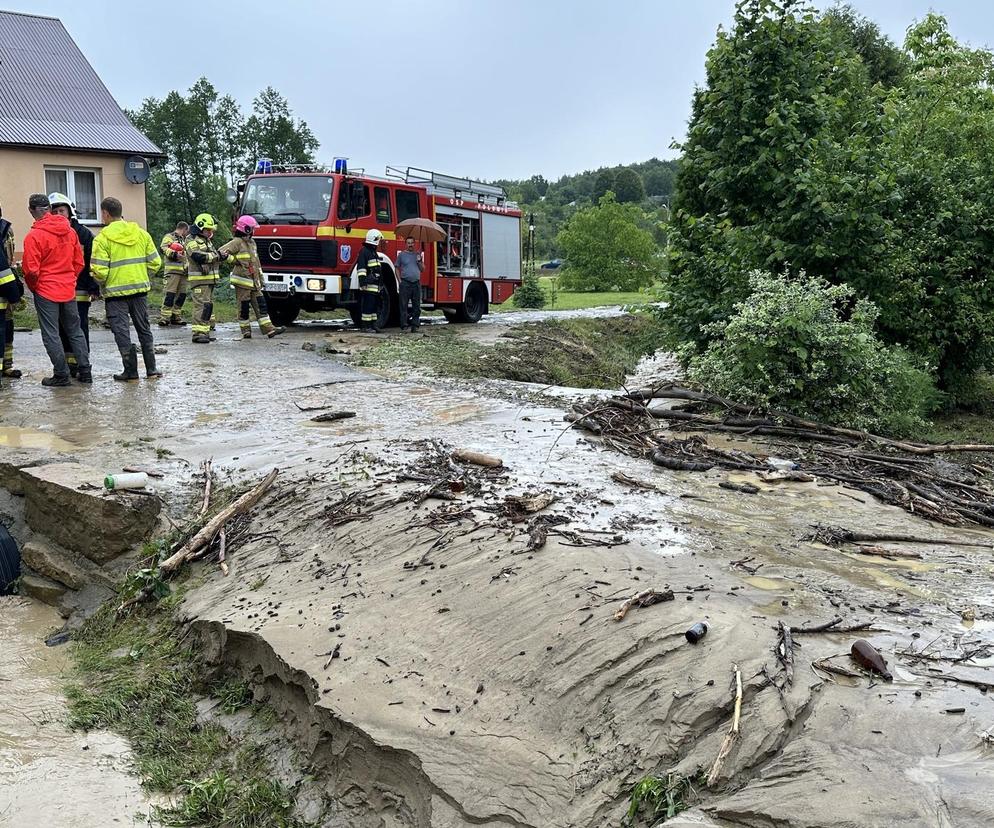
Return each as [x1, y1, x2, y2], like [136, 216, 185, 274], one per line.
[394, 217, 445, 333]
[395, 236, 423, 331]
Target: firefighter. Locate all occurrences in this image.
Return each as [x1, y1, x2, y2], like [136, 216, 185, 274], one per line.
[217, 215, 285, 339]
[185, 213, 221, 344]
[158, 220, 189, 326]
[0, 203, 24, 387]
[48, 193, 96, 377]
[356, 229, 384, 332]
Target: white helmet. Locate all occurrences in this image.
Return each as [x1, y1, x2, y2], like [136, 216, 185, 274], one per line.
[365, 229, 383, 247]
[48, 192, 75, 217]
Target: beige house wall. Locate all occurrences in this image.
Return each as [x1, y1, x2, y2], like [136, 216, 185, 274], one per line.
[0, 147, 149, 252]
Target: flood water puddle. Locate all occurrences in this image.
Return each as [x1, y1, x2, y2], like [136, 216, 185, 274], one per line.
[0, 597, 154, 826]
[0, 427, 74, 452]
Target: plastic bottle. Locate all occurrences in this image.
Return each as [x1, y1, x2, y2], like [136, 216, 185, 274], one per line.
[104, 472, 148, 491]
[850, 639, 893, 681]
[685, 622, 709, 644]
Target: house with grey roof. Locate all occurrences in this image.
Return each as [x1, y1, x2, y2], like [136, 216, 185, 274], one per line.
[0, 9, 163, 245]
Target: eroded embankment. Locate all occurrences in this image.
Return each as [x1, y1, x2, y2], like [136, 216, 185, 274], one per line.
[174, 442, 994, 828]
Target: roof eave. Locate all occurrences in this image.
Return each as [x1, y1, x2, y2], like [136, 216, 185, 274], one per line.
[0, 140, 166, 160]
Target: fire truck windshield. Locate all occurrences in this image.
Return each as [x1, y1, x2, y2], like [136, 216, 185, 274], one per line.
[241, 176, 333, 225]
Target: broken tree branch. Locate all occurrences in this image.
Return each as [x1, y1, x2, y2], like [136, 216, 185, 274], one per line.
[451, 449, 503, 468]
[218, 524, 228, 576]
[160, 468, 279, 574]
[198, 458, 213, 519]
[792, 618, 880, 635]
[777, 622, 794, 686]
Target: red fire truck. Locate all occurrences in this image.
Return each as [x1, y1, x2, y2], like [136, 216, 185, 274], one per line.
[228, 165, 523, 327]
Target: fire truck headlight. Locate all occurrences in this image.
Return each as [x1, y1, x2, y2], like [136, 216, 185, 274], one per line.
[306, 279, 325, 291]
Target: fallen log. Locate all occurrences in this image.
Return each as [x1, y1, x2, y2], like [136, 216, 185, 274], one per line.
[807, 526, 994, 549]
[451, 449, 503, 468]
[160, 468, 279, 574]
[792, 618, 880, 635]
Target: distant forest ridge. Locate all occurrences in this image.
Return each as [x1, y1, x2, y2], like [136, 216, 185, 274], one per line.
[492, 157, 679, 208]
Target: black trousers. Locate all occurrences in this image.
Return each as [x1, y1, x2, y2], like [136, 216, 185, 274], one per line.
[399, 280, 421, 328]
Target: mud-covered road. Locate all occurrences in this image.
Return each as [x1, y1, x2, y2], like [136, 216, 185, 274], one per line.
[2, 317, 994, 827]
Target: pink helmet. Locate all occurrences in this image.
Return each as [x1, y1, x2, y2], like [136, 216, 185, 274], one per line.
[234, 215, 259, 234]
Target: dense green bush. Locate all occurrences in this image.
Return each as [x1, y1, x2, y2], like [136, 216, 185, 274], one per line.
[512, 271, 546, 308]
[687, 273, 941, 435]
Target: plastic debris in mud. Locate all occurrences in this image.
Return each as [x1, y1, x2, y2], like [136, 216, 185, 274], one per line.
[104, 472, 148, 490]
[685, 622, 709, 644]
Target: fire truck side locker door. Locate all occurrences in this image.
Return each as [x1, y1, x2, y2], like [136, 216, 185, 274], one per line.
[481, 213, 522, 280]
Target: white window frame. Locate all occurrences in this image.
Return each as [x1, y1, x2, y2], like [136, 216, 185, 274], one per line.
[43, 166, 103, 226]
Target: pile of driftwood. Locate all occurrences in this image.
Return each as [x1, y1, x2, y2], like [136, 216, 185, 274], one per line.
[569, 383, 994, 528]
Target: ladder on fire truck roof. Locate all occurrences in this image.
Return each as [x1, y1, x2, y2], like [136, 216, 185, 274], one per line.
[385, 166, 508, 205]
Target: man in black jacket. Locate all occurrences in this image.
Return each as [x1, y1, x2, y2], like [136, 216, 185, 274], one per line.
[356, 229, 384, 332]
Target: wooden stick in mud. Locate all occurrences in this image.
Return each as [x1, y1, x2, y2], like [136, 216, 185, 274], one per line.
[451, 449, 503, 468]
[707, 664, 743, 787]
[852, 544, 922, 560]
[613, 588, 675, 621]
[160, 468, 279, 574]
[198, 458, 213, 519]
[218, 524, 229, 577]
[792, 618, 879, 635]
[816, 527, 994, 549]
[777, 622, 794, 686]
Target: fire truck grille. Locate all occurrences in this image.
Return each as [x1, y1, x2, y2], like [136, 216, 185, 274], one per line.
[258, 238, 327, 267]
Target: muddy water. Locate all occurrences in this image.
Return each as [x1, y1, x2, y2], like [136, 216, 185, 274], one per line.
[0, 597, 153, 827]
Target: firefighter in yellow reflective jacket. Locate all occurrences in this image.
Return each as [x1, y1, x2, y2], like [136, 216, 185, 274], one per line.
[355, 229, 384, 332]
[217, 216, 285, 339]
[158, 220, 189, 326]
[185, 213, 221, 344]
[0, 202, 24, 386]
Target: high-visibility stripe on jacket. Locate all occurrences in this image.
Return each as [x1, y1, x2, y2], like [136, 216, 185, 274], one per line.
[356, 243, 381, 289]
[91, 220, 161, 298]
[0, 219, 15, 311]
[185, 234, 220, 284]
[218, 235, 260, 289]
[160, 231, 187, 276]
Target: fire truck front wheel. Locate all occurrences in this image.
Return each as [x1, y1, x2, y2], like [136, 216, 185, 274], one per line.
[454, 283, 487, 323]
[267, 294, 300, 327]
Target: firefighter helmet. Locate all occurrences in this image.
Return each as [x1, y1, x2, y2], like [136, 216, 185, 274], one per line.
[194, 213, 217, 232]
[234, 215, 258, 235]
[365, 229, 383, 247]
[48, 192, 75, 217]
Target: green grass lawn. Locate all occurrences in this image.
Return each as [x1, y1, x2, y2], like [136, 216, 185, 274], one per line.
[494, 276, 655, 312]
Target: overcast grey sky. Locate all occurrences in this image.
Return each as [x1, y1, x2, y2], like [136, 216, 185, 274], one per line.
[11, 1, 994, 181]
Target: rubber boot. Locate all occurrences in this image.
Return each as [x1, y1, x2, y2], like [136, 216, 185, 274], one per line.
[41, 374, 71, 387]
[240, 322, 252, 339]
[141, 344, 162, 379]
[170, 316, 187, 326]
[113, 346, 140, 382]
[76, 366, 92, 384]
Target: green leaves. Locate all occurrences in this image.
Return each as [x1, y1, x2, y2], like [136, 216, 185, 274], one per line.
[556, 193, 661, 292]
[665, 0, 994, 400]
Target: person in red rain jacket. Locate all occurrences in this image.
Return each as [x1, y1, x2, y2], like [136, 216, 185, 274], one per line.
[20, 193, 91, 386]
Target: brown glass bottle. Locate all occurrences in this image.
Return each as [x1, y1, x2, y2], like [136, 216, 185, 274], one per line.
[850, 639, 893, 681]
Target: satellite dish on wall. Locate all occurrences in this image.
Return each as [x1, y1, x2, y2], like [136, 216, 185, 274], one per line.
[124, 156, 150, 184]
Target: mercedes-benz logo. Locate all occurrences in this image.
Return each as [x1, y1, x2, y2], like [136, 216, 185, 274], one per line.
[269, 242, 284, 261]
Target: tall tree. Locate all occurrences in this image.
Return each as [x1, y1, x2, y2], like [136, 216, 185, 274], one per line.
[592, 168, 617, 202]
[241, 87, 319, 168]
[613, 167, 646, 203]
[557, 193, 659, 291]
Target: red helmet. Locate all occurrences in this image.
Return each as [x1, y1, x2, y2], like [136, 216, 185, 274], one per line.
[234, 215, 259, 235]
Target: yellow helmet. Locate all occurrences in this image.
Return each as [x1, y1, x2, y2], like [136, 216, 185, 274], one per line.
[194, 213, 217, 231]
